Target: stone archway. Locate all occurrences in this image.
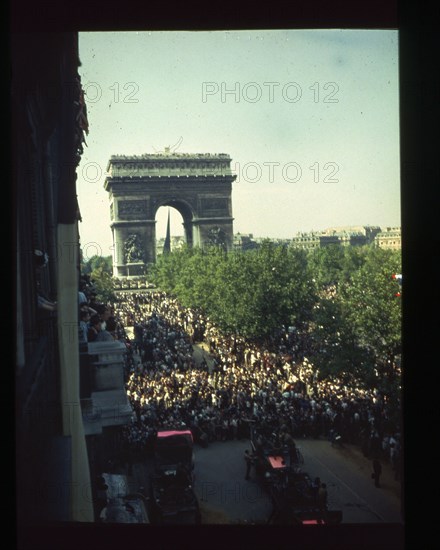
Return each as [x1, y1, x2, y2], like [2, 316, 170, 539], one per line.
[104, 152, 236, 277]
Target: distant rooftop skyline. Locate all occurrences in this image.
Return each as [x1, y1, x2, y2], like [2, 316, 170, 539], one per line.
[153, 220, 400, 242]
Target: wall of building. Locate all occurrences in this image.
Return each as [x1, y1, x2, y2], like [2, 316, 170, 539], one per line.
[13, 32, 93, 524]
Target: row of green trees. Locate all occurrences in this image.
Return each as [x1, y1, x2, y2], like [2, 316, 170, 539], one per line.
[151, 242, 316, 338]
[150, 242, 402, 402]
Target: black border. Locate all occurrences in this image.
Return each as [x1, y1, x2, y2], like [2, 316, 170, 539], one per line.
[11, 0, 439, 547]
[10, 0, 398, 32]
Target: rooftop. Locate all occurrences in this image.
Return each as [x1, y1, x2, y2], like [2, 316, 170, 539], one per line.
[109, 152, 231, 161]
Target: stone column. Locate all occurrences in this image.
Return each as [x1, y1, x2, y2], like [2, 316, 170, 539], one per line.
[144, 219, 157, 265]
[112, 225, 127, 277]
[183, 220, 194, 247]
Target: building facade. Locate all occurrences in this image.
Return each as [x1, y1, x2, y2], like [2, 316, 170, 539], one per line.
[374, 227, 402, 250]
[13, 32, 134, 532]
[290, 226, 396, 250]
[13, 32, 94, 524]
[290, 233, 341, 250]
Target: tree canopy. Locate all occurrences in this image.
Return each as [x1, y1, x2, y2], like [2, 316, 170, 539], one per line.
[150, 243, 401, 397]
[150, 241, 317, 341]
[80, 254, 115, 303]
[81, 254, 113, 275]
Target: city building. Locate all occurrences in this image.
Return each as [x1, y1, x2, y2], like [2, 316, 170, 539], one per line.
[14, 32, 94, 524]
[374, 227, 402, 249]
[253, 237, 291, 248]
[290, 233, 340, 250]
[13, 32, 134, 531]
[322, 225, 382, 244]
[233, 233, 258, 251]
[290, 225, 397, 250]
[157, 225, 395, 255]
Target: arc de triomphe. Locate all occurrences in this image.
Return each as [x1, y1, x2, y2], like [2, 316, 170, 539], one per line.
[104, 152, 236, 278]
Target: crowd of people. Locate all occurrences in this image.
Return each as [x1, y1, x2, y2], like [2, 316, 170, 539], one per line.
[77, 275, 127, 344]
[95, 291, 403, 482]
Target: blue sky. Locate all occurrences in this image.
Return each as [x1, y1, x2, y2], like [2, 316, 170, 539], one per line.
[77, 30, 400, 257]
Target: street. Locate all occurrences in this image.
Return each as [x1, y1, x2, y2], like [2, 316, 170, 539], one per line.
[126, 436, 403, 525]
[192, 437, 403, 524]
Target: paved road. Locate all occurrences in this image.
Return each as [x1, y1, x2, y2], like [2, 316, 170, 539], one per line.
[192, 438, 403, 524]
[193, 439, 271, 524]
[126, 437, 403, 525]
[296, 439, 403, 523]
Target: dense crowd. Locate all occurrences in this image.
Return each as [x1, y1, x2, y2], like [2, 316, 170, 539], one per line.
[104, 291, 402, 480]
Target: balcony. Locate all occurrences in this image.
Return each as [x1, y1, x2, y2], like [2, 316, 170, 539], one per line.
[80, 340, 133, 435]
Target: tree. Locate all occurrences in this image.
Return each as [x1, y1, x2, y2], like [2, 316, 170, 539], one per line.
[150, 241, 317, 341]
[308, 245, 402, 408]
[81, 254, 113, 275]
[310, 296, 375, 383]
[90, 266, 116, 304]
[308, 245, 346, 288]
[340, 245, 369, 284]
[339, 247, 402, 398]
[308, 244, 371, 289]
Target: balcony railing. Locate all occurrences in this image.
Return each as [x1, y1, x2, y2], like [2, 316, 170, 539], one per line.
[80, 340, 133, 435]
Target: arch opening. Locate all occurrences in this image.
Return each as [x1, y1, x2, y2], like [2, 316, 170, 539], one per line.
[155, 205, 187, 256]
[153, 199, 195, 254]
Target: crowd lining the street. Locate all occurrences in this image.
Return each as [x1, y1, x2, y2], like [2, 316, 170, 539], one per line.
[112, 292, 401, 481]
[77, 280, 402, 483]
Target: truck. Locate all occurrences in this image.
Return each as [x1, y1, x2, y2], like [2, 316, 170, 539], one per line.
[266, 468, 343, 525]
[250, 424, 342, 525]
[148, 429, 201, 524]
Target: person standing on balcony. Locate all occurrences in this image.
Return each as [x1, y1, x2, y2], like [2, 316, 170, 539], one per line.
[87, 314, 102, 342]
[79, 309, 91, 343]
